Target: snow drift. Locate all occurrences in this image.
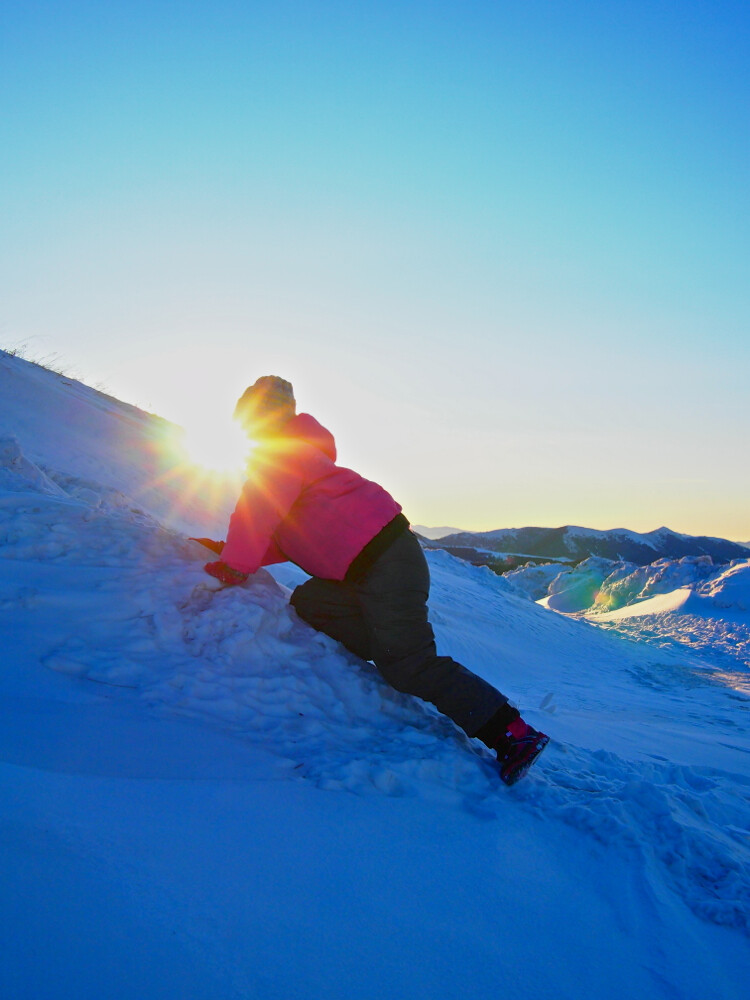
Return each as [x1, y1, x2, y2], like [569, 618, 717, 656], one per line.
[1, 350, 749, 1000]
[508, 553, 750, 675]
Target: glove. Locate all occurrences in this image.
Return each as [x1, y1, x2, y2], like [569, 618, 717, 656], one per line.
[190, 537, 225, 554]
[204, 561, 249, 586]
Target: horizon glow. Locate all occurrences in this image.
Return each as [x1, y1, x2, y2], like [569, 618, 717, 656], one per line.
[1, 1, 748, 540]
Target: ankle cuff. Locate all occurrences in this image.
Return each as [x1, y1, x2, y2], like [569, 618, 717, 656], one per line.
[474, 703, 520, 749]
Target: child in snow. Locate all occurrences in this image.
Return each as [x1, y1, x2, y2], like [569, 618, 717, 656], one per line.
[198, 376, 548, 785]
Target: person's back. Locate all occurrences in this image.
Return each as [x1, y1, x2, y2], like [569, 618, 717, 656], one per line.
[200, 375, 549, 785]
[221, 412, 402, 581]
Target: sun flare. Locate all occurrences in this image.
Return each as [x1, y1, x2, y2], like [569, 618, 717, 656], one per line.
[179, 417, 252, 475]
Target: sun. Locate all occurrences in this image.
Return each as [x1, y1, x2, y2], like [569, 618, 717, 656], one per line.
[179, 415, 252, 475]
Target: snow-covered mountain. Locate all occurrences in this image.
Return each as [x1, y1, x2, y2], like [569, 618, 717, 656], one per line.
[432, 524, 749, 565]
[411, 524, 465, 540]
[1, 350, 749, 1000]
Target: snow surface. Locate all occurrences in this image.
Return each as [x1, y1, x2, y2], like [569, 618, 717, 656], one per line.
[520, 554, 750, 685]
[1, 351, 749, 1000]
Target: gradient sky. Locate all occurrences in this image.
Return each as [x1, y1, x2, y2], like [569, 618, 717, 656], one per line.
[2, 1, 749, 539]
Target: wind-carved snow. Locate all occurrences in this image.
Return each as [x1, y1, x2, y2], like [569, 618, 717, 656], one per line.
[512, 554, 750, 680]
[1, 454, 748, 937]
[0, 470, 498, 806]
[0, 435, 69, 498]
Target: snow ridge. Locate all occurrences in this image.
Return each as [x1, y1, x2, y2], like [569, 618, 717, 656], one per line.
[509, 554, 750, 677]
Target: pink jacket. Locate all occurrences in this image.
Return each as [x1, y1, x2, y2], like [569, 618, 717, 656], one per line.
[221, 414, 402, 580]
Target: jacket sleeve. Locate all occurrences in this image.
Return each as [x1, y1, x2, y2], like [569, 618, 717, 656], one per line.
[220, 450, 308, 574]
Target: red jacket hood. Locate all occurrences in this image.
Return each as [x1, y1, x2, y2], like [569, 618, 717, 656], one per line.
[283, 413, 337, 462]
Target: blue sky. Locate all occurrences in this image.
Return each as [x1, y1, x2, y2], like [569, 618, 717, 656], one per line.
[2, 1, 749, 538]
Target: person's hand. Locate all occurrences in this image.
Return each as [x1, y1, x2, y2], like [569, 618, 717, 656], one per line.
[204, 561, 249, 586]
[190, 537, 225, 554]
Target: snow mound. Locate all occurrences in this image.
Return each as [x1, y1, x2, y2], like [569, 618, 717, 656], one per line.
[1, 482, 498, 806]
[590, 563, 750, 675]
[3, 478, 749, 935]
[2, 351, 750, 996]
[698, 560, 750, 612]
[502, 560, 568, 601]
[509, 553, 750, 674]
[540, 556, 625, 613]
[528, 554, 730, 616]
[0, 435, 69, 498]
[597, 555, 721, 611]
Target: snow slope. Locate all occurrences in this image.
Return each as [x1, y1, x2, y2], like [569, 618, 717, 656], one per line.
[523, 555, 750, 682]
[1, 351, 749, 1000]
[0, 350, 240, 537]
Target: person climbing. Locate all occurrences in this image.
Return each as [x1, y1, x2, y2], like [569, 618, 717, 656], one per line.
[196, 376, 549, 785]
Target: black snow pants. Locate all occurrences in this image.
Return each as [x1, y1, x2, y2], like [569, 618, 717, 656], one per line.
[290, 528, 508, 737]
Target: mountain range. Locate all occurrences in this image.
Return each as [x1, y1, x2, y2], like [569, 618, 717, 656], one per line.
[420, 524, 750, 568]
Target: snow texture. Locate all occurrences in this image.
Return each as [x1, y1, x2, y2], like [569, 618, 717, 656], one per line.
[511, 552, 750, 680]
[1, 350, 749, 1000]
